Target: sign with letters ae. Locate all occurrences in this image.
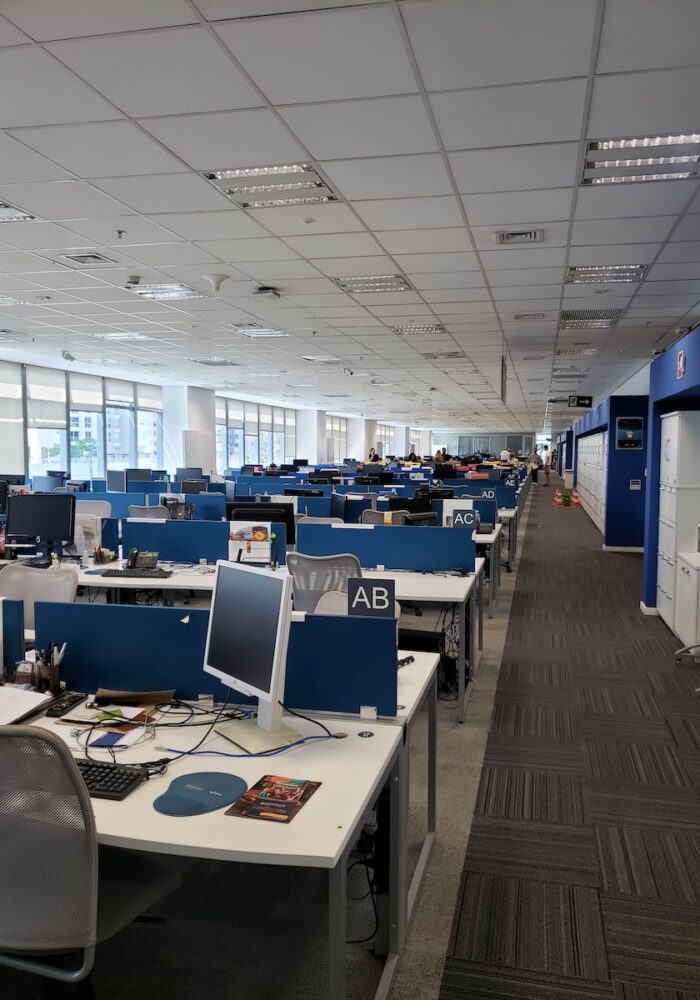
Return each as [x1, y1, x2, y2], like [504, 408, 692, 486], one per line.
[347, 578, 396, 618]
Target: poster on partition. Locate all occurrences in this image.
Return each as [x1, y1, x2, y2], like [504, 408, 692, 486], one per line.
[228, 521, 273, 563]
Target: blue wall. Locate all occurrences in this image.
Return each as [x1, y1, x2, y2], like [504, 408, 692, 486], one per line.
[641, 324, 700, 608]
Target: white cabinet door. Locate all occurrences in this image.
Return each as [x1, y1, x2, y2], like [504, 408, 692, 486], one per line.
[675, 558, 699, 646]
[657, 552, 676, 596]
[657, 585, 675, 628]
[658, 484, 677, 524]
[660, 413, 679, 486]
[658, 517, 677, 557]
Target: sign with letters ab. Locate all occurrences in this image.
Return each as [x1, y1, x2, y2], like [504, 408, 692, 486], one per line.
[347, 578, 396, 618]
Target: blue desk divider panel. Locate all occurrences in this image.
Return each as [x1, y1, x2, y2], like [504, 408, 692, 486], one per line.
[122, 520, 229, 563]
[100, 518, 120, 552]
[296, 496, 332, 518]
[472, 499, 498, 524]
[234, 476, 309, 496]
[91, 478, 106, 492]
[34, 603, 396, 713]
[128, 481, 166, 494]
[285, 614, 397, 716]
[185, 493, 226, 521]
[1, 598, 24, 673]
[297, 523, 475, 572]
[344, 497, 375, 523]
[207, 483, 226, 494]
[77, 492, 144, 518]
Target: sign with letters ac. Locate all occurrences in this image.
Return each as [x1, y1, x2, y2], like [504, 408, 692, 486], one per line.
[347, 578, 396, 618]
[450, 507, 476, 529]
[568, 395, 593, 408]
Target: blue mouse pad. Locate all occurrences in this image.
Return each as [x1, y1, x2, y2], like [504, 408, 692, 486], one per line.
[153, 772, 247, 816]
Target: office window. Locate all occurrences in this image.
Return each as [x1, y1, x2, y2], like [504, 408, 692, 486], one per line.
[490, 434, 507, 456]
[0, 361, 25, 475]
[325, 415, 346, 463]
[135, 383, 162, 468]
[69, 372, 104, 478]
[285, 408, 296, 463]
[26, 366, 68, 478]
[523, 434, 534, 455]
[105, 378, 135, 470]
[258, 404, 272, 466]
[506, 434, 523, 455]
[376, 423, 395, 457]
[273, 407, 284, 465]
[226, 399, 243, 468]
[215, 397, 227, 474]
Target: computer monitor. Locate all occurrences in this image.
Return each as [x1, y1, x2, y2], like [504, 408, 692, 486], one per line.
[281, 464, 296, 472]
[176, 467, 203, 481]
[330, 494, 346, 520]
[203, 561, 298, 752]
[31, 476, 60, 493]
[182, 479, 208, 494]
[125, 468, 151, 484]
[6, 493, 76, 555]
[0, 474, 25, 486]
[46, 470, 68, 480]
[284, 488, 323, 498]
[428, 488, 454, 499]
[152, 470, 168, 480]
[0, 480, 7, 516]
[231, 503, 295, 545]
[66, 480, 89, 493]
[434, 463, 457, 480]
[388, 496, 432, 514]
[355, 476, 380, 485]
[405, 512, 438, 526]
[308, 475, 332, 485]
[106, 470, 126, 492]
[293, 459, 308, 468]
[240, 465, 256, 476]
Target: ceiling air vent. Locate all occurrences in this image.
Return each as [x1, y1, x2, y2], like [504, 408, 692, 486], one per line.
[513, 312, 546, 321]
[61, 253, 116, 266]
[421, 350, 466, 360]
[495, 229, 544, 245]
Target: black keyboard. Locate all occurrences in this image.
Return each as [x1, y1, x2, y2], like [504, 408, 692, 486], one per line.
[75, 758, 147, 800]
[102, 567, 173, 579]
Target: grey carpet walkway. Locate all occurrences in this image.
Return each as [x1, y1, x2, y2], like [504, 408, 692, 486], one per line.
[439, 477, 700, 1000]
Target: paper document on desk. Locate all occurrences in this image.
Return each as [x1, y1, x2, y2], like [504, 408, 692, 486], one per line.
[0, 687, 53, 724]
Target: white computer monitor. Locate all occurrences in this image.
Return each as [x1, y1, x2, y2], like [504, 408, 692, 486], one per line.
[203, 560, 299, 752]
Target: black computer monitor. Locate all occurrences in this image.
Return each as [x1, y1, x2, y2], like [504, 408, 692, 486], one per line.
[0, 474, 25, 486]
[66, 480, 89, 492]
[434, 463, 457, 480]
[388, 496, 432, 514]
[6, 493, 76, 554]
[125, 468, 151, 484]
[330, 494, 346, 520]
[231, 503, 296, 545]
[405, 512, 438, 526]
[240, 465, 256, 476]
[281, 464, 296, 472]
[284, 488, 323, 498]
[293, 459, 308, 468]
[355, 476, 380, 485]
[176, 467, 203, 481]
[0, 480, 7, 516]
[182, 479, 208, 493]
[308, 475, 332, 485]
[428, 488, 454, 499]
[152, 470, 167, 480]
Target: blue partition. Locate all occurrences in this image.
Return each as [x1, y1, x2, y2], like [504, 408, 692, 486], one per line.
[297, 523, 475, 571]
[1, 598, 25, 672]
[234, 476, 306, 496]
[185, 493, 226, 521]
[128, 480, 167, 495]
[99, 517, 120, 552]
[296, 496, 332, 518]
[77, 492, 144, 518]
[92, 478, 106, 492]
[344, 496, 375, 523]
[122, 520, 230, 563]
[35, 603, 397, 714]
[207, 483, 226, 494]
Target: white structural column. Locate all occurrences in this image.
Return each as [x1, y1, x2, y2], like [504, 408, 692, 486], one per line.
[162, 386, 217, 474]
[296, 408, 327, 464]
[364, 419, 378, 459]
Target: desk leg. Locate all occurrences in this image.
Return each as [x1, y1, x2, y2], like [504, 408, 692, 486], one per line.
[407, 675, 437, 921]
[506, 519, 514, 573]
[469, 584, 477, 682]
[457, 599, 466, 723]
[488, 539, 495, 618]
[478, 572, 484, 655]
[328, 854, 348, 1000]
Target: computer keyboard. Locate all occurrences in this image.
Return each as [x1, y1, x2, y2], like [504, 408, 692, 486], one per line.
[75, 758, 147, 800]
[102, 567, 173, 579]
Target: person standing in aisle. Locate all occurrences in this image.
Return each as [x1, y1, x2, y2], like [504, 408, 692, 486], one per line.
[543, 445, 552, 487]
[529, 445, 541, 484]
[499, 446, 511, 462]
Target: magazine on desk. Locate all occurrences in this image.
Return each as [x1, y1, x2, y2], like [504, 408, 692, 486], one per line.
[226, 774, 321, 823]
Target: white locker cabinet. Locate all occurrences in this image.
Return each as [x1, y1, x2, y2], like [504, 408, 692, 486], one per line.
[576, 432, 607, 536]
[675, 553, 700, 647]
[659, 411, 700, 487]
[657, 550, 676, 597]
[657, 584, 675, 629]
[658, 517, 677, 558]
[658, 484, 700, 551]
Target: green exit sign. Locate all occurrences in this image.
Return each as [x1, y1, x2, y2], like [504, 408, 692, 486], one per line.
[568, 395, 592, 408]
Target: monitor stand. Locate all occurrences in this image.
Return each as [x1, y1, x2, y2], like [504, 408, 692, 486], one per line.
[215, 717, 302, 754]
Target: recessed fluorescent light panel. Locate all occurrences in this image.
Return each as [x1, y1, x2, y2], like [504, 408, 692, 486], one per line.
[0, 296, 25, 306]
[556, 348, 597, 357]
[127, 281, 204, 301]
[93, 332, 153, 342]
[560, 308, 623, 328]
[392, 322, 444, 335]
[513, 312, 546, 321]
[421, 351, 466, 360]
[232, 325, 289, 339]
[334, 275, 413, 294]
[566, 264, 646, 284]
[0, 202, 35, 222]
[303, 355, 339, 364]
[583, 134, 700, 184]
[205, 163, 337, 209]
[188, 357, 241, 366]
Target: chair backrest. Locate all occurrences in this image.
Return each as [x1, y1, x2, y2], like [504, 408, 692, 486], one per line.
[0, 725, 98, 953]
[0, 563, 78, 628]
[75, 500, 111, 519]
[128, 504, 170, 519]
[297, 516, 344, 525]
[361, 509, 410, 525]
[286, 552, 362, 613]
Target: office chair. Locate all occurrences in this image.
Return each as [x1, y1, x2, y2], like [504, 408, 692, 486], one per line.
[127, 504, 170, 520]
[0, 726, 181, 987]
[286, 552, 362, 613]
[297, 516, 344, 525]
[74, 500, 112, 519]
[0, 564, 78, 629]
[361, 509, 410, 525]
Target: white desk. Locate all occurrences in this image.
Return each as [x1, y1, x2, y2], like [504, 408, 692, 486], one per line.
[78, 563, 216, 600]
[35, 714, 403, 1000]
[498, 508, 518, 572]
[474, 524, 502, 618]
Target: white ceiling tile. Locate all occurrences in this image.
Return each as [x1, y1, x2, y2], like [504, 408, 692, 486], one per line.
[284, 232, 382, 258]
[309, 256, 396, 277]
[597, 0, 700, 73]
[215, 6, 416, 103]
[495, 286, 562, 301]
[321, 155, 453, 200]
[0, 221, 92, 251]
[588, 67, 700, 137]
[422, 289, 490, 304]
[196, 237, 299, 262]
[92, 174, 229, 214]
[0, 133, 73, 184]
[49, 27, 260, 117]
[641, 280, 700, 296]
[462, 188, 573, 227]
[571, 217, 677, 245]
[62, 215, 177, 246]
[450, 143, 579, 194]
[116, 243, 221, 267]
[403, 0, 597, 89]
[487, 267, 564, 287]
[10, 122, 183, 178]
[670, 215, 700, 241]
[246, 203, 363, 237]
[633, 294, 699, 307]
[0, 180, 129, 219]
[411, 272, 486, 290]
[657, 242, 700, 263]
[575, 181, 698, 220]
[431, 78, 586, 152]
[394, 252, 480, 273]
[0, 249, 69, 273]
[279, 96, 437, 159]
[354, 196, 462, 231]
[238, 260, 331, 280]
[0, 47, 120, 128]
[0, 12, 28, 44]
[563, 290, 634, 305]
[376, 228, 471, 254]
[479, 247, 566, 269]
[0, 0, 196, 39]
[568, 243, 661, 265]
[200, 0, 383, 17]
[153, 211, 269, 242]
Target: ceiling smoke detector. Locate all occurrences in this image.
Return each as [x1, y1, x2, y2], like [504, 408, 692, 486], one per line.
[251, 285, 281, 300]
